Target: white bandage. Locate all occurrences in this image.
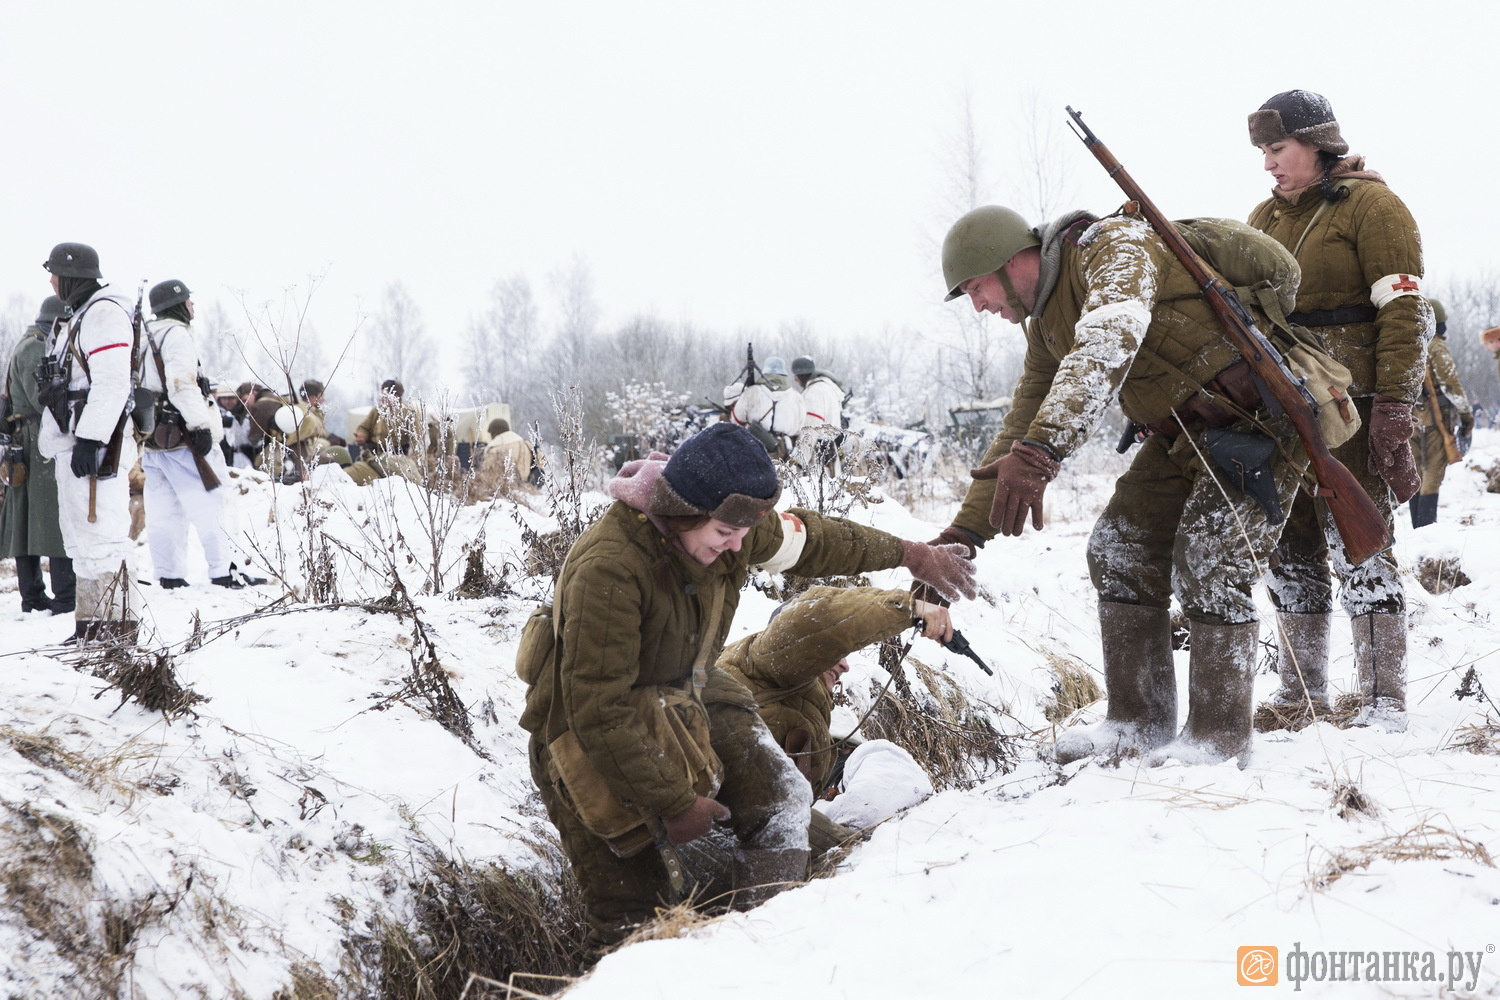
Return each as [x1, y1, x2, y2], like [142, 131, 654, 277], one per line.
[756, 511, 808, 574]
[1370, 273, 1423, 310]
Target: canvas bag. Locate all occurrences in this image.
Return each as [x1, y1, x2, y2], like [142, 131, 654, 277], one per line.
[1170, 215, 1360, 449]
[518, 578, 725, 858]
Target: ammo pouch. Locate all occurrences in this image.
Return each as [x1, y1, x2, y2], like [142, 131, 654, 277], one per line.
[547, 685, 722, 858]
[0, 437, 26, 488]
[148, 401, 187, 450]
[1202, 427, 1283, 524]
[131, 386, 158, 436]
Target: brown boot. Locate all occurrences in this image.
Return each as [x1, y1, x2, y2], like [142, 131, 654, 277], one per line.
[1052, 602, 1178, 764]
[1151, 620, 1259, 768]
[1262, 612, 1331, 721]
[1351, 612, 1407, 732]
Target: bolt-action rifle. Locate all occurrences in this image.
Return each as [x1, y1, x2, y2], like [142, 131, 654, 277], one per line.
[1065, 106, 1392, 566]
[1422, 364, 1463, 466]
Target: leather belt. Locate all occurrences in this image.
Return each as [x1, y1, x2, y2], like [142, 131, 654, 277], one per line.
[1287, 306, 1377, 327]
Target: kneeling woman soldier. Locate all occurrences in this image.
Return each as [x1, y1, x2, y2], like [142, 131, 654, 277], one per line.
[519, 423, 975, 947]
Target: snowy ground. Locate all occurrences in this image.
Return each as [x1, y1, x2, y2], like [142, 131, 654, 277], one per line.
[2, 432, 1499, 999]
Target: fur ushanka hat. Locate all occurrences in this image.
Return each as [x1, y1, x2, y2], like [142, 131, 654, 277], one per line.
[1248, 89, 1348, 155]
[651, 423, 781, 527]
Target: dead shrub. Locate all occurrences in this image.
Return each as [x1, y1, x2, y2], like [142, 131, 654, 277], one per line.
[858, 651, 1019, 790]
[1415, 554, 1472, 595]
[367, 835, 588, 999]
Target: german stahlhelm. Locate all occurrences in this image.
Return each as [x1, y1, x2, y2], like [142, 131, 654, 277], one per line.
[791, 356, 816, 376]
[43, 242, 103, 279]
[149, 279, 192, 315]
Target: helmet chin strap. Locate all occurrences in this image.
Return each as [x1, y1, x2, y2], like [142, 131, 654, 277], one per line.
[995, 267, 1030, 321]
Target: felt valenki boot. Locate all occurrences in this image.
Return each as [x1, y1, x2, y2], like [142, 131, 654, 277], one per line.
[1259, 612, 1331, 728]
[1052, 602, 1178, 764]
[1351, 612, 1407, 733]
[1151, 620, 1259, 768]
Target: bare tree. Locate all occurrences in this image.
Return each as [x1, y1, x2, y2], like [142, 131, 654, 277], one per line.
[0, 293, 35, 364]
[364, 280, 434, 397]
[462, 272, 537, 404]
[1007, 89, 1078, 224]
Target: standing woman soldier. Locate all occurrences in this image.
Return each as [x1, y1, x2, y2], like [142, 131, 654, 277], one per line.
[1248, 90, 1432, 732]
[518, 422, 975, 947]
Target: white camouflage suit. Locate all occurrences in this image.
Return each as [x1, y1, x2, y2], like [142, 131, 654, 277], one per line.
[140, 318, 235, 580]
[37, 288, 141, 624]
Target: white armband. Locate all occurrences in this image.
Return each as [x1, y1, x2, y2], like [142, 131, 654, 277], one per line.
[1370, 273, 1423, 310]
[756, 511, 808, 574]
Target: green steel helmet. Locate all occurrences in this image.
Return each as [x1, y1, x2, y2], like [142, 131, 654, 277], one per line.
[1426, 298, 1447, 324]
[319, 445, 353, 467]
[940, 206, 1040, 301]
[36, 295, 71, 329]
[43, 242, 103, 279]
[149, 279, 192, 315]
[791, 356, 816, 376]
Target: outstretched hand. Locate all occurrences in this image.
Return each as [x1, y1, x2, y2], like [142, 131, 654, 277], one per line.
[971, 441, 1060, 536]
[900, 540, 978, 603]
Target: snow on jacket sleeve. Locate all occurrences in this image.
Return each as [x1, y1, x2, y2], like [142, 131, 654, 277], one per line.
[740, 586, 914, 691]
[1027, 218, 1158, 459]
[72, 296, 135, 443]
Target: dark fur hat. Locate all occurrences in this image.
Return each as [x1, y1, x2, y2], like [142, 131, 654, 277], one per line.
[650, 423, 780, 527]
[1248, 89, 1348, 155]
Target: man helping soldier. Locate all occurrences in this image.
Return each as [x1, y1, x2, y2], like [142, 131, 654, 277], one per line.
[934, 203, 1319, 767]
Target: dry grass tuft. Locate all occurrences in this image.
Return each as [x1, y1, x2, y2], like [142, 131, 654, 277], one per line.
[1327, 781, 1381, 821]
[1449, 719, 1500, 755]
[368, 835, 589, 1000]
[859, 648, 1019, 790]
[1311, 821, 1494, 889]
[77, 644, 207, 719]
[615, 900, 721, 947]
[1042, 652, 1102, 724]
[1415, 554, 1472, 595]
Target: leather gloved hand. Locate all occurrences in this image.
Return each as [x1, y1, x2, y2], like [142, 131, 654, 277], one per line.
[1366, 395, 1419, 503]
[662, 795, 732, 845]
[970, 441, 1061, 536]
[189, 428, 215, 458]
[900, 539, 978, 603]
[911, 525, 981, 607]
[70, 438, 104, 478]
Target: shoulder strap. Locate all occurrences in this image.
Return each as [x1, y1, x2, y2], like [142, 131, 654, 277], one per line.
[1290, 180, 1354, 258]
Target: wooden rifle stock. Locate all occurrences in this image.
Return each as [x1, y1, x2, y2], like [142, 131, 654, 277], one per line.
[1422, 365, 1462, 466]
[1064, 106, 1392, 565]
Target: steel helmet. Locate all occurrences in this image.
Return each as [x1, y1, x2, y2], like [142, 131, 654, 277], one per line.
[791, 356, 816, 376]
[149, 279, 192, 315]
[36, 295, 71, 329]
[763, 356, 788, 376]
[43, 242, 103, 279]
[319, 445, 353, 467]
[941, 206, 1040, 301]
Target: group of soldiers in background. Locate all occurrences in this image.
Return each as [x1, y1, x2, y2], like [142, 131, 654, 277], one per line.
[723, 353, 851, 460]
[0, 241, 542, 635]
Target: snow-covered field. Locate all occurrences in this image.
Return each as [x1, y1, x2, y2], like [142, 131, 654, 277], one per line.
[3, 432, 1499, 999]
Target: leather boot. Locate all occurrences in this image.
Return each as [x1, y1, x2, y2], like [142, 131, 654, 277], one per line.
[1151, 620, 1259, 768]
[1351, 612, 1407, 732]
[1052, 602, 1177, 764]
[16, 556, 51, 612]
[48, 557, 76, 614]
[1410, 493, 1438, 529]
[1264, 612, 1331, 715]
[730, 847, 811, 910]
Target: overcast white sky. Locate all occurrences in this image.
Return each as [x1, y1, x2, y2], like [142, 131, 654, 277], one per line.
[4, 0, 1495, 388]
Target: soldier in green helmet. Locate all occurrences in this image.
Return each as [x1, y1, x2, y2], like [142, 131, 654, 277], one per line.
[932, 202, 1313, 768]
